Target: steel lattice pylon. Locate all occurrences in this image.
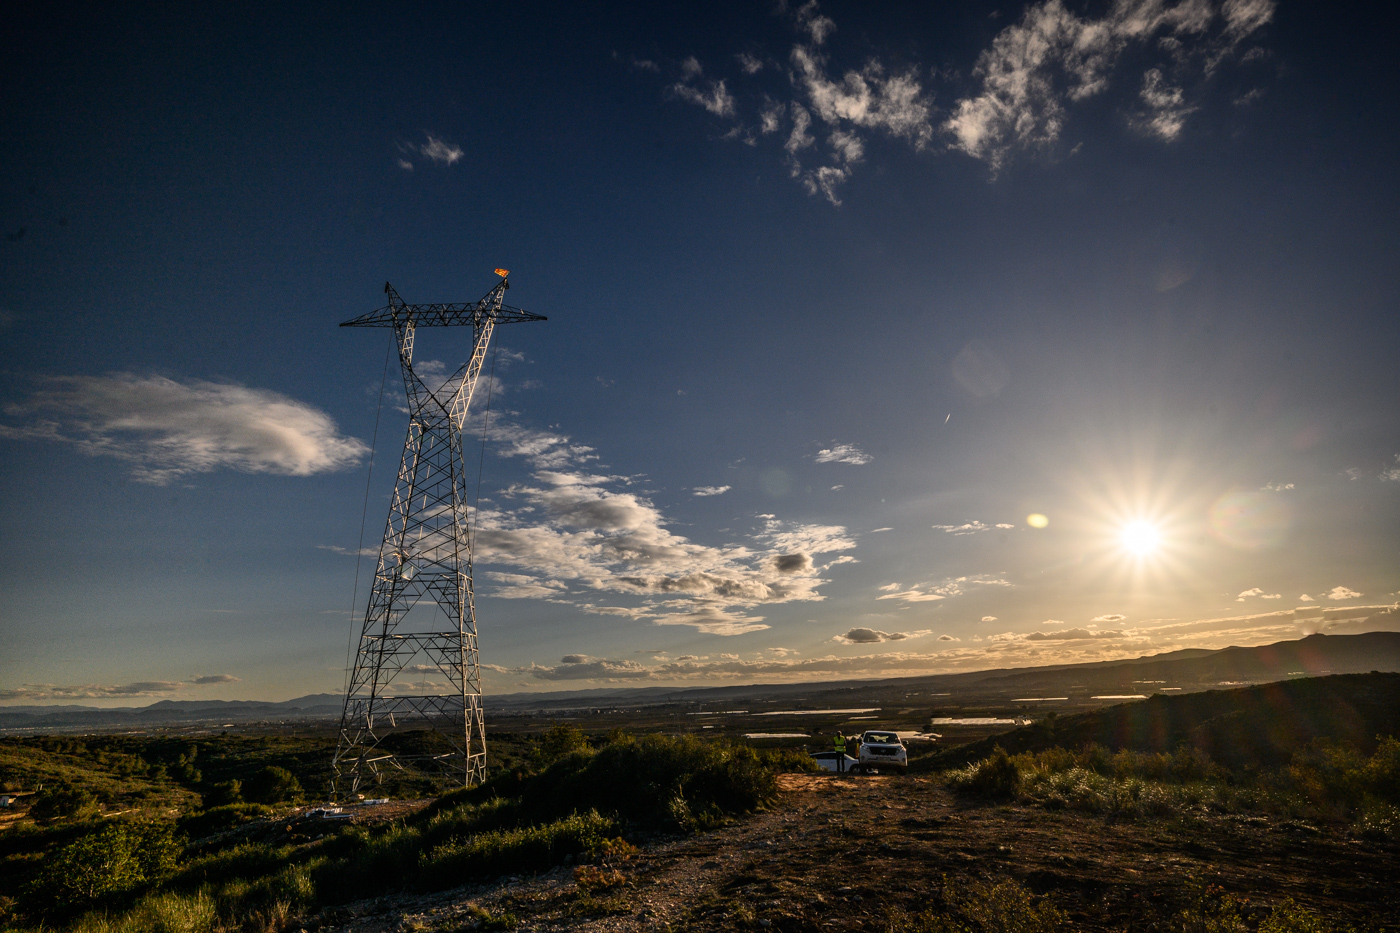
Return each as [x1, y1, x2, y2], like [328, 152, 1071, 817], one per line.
[333, 271, 546, 798]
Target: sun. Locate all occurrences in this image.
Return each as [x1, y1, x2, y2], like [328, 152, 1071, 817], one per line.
[1120, 520, 1161, 557]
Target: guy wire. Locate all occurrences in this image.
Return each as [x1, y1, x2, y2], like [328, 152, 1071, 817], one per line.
[342, 337, 392, 697]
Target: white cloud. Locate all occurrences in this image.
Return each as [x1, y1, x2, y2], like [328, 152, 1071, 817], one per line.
[1261, 481, 1294, 491]
[932, 520, 1012, 535]
[0, 373, 367, 484]
[1091, 613, 1127, 623]
[1381, 455, 1400, 482]
[944, 0, 1274, 171]
[672, 58, 737, 117]
[418, 135, 464, 165]
[737, 52, 764, 75]
[460, 413, 855, 635]
[834, 627, 932, 645]
[692, 485, 732, 496]
[869, 527, 893, 533]
[1041, 619, 1066, 625]
[396, 158, 414, 171]
[1235, 587, 1280, 601]
[1328, 586, 1363, 601]
[814, 443, 872, 465]
[877, 574, 1013, 603]
[664, 2, 933, 204]
[1134, 67, 1196, 140]
[1024, 628, 1125, 641]
[981, 616, 997, 622]
[1299, 594, 1314, 602]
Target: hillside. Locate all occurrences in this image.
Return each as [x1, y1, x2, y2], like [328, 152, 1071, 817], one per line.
[922, 671, 1400, 770]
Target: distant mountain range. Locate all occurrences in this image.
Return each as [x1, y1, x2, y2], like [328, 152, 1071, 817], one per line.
[3, 629, 1398, 734]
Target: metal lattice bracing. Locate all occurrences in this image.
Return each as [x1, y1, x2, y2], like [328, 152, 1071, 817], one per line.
[333, 272, 546, 797]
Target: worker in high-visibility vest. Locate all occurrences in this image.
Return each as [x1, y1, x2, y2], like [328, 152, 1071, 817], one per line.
[834, 732, 847, 772]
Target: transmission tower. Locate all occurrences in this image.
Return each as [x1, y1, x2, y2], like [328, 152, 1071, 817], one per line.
[333, 270, 546, 797]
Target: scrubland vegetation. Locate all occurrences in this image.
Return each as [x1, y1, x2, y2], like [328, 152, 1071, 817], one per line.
[0, 729, 804, 932]
[946, 738, 1400, 837]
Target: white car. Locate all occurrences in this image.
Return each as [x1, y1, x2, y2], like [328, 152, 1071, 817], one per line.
[810, 751, 859, 773]
[857, 731, 907, 772]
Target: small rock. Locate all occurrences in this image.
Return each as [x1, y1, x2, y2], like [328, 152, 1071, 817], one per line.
[837, 886, 853, 894]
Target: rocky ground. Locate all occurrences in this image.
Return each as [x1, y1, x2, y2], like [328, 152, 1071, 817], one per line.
[306, 774, 1399, 933]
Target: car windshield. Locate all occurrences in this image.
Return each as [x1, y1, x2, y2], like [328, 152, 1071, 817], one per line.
[864, 732, 899, 744]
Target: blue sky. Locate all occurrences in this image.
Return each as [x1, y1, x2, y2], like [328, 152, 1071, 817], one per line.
[2, 0, 1397, 704]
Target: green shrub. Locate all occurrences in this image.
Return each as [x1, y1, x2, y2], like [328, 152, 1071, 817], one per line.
[418, 810, 615, 889]
[199, 779, 242, 808]
[172, 839, 291, 890]
[241, 766, 303, 804]
[949, 747, 1021, 798]
[25, 820, 183, 918]
[536, 725, 590, 766]
[522, 733, 777, 827]
[69, 890, 218, 933]
[176, 802, 274, 840]
[29, 784, 100, 822]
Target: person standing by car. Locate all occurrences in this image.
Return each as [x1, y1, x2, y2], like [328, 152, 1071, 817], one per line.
[833, 732, 847, 772]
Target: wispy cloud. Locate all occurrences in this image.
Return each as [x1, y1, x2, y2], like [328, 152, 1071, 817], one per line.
[660, 0, 1273, 200]
[663, 1, 933, 204]
[932, 520, 1015, 535]
[396, 133, 464, 169]
[814, 443, 872, 465]
[945, 0, 1275, 171]
[877, 574, 1013, 603]
[1091, 613, 1127, 623]
[1, 675, 240, 702]
[1236, 587, 1282, 601]
[1261, 481, 1294, 491]
[672, 57, 736, 117]
[0, 374, 367, 484]
[419, 135, 463, 164]
[692, 485, 732, 497]
[1381, 455, 1400, 482]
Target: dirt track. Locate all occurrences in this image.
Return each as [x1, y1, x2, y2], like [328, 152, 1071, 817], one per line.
[311, 773, 1400, 932]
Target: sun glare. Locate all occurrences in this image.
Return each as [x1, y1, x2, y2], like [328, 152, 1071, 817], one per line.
[1120, 521, 1161, 557]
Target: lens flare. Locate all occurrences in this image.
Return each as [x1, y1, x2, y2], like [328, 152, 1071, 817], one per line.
[1027, 513, 1049, 528]
[1120, 521, 1161, 557]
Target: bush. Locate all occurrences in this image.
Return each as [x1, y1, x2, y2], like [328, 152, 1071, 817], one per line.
[25, 820, 183, 918]
[418, 810, 615, 889]
[29, 784, 99, 822]
[949, 747, 1021, 798]
[176, 803, 274, 841]
[536, 725, 590, 766]
[200, 779, 242, 808]
[521, 733, 777, 827]
[241, 766, 303, 804]
[69, 890, 217, 933]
